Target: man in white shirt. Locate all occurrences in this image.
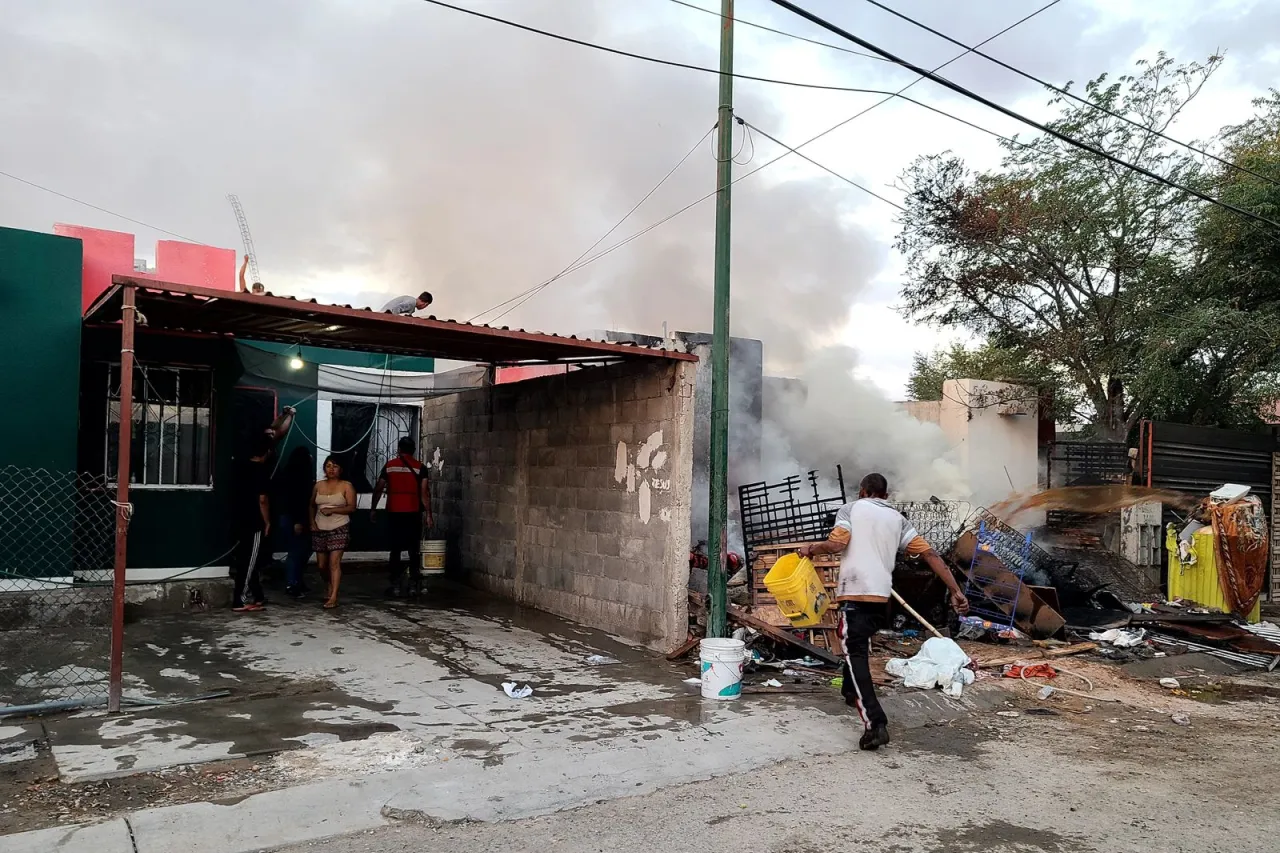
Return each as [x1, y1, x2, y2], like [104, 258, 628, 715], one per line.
[799, 473, 969, 751]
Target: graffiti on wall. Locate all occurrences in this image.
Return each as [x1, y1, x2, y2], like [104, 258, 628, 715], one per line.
[614, 429, 670, 524]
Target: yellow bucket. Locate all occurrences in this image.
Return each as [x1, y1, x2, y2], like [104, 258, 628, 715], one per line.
[763, 553, 829, 628]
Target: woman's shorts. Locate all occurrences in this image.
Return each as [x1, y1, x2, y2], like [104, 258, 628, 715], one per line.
[312, 525, 350, 553]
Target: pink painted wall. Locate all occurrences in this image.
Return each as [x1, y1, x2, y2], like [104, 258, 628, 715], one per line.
[495, 364, 571, 384]
[53, 223, 137, 313]
[155, 240, 236, 291]
[53, 223, 236, 315]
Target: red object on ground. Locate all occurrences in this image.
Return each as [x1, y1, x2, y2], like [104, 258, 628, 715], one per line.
[1003, 663, 1057, 680]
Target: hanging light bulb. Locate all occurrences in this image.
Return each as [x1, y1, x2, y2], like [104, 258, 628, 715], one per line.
[288, 346, 304, 370]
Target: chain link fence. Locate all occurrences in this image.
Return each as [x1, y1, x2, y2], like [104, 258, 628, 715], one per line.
[0, 467, 116, 708]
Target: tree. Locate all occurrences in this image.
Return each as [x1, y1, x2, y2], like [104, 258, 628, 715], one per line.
[906, 341, 1081, 421]
[895, 54, 1280, 439]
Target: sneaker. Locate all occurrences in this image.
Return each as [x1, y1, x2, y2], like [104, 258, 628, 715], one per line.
[859, 724, 890, 751]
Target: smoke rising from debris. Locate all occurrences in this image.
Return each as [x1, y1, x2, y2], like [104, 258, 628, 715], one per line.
[756, 347, 969, 501]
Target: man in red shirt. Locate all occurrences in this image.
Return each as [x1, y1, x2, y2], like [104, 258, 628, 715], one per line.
[371, 437, 432, 598]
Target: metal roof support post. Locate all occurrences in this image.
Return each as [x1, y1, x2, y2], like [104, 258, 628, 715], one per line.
[108, 285, 136, 713]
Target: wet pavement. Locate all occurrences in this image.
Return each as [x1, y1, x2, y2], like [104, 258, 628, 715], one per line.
[4, 578, 1005, 851]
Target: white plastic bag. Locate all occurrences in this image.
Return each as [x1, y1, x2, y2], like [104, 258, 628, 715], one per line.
[885, 637, 973, 694]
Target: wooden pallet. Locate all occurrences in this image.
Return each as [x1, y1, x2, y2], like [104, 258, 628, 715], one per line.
[748, 542, 840, 650]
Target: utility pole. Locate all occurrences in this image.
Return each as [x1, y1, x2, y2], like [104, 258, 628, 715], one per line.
[706, 0, 734, 639]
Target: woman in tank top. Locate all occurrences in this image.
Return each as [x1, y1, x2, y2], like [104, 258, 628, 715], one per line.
[311, 455, 356, 609]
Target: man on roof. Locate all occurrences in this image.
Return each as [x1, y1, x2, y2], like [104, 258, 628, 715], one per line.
[239, 254, 265, 295]
[381, 292, 434, 318]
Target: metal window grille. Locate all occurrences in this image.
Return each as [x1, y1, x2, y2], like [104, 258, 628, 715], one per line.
[330, 402, 421, 494]
[0, 468, 115, 707]
[106, 363, 214, 487]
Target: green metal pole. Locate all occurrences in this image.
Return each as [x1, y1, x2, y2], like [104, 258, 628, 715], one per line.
[707, 0, 734, 639]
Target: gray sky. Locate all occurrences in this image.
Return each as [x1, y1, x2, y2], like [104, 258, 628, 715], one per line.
[2, 0, 1276, 392]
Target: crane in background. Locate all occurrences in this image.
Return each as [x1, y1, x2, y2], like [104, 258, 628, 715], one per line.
[226, 194, 261, 286]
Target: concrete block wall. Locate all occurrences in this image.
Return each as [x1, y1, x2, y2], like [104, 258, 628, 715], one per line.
[422, 360, 695, 649]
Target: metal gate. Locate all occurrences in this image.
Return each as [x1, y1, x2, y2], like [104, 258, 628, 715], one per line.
[1139, 421, 1276, 508]
[1139, 420, 1279, 600]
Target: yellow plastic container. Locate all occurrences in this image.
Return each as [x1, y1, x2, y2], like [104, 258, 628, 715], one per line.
[1166, 527, 1260, 623]
[763, 553, 830, 628]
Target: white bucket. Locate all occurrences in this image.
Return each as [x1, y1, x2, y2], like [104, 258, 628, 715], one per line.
[420, 540, 447, 575]
[699, 638, 746, 700]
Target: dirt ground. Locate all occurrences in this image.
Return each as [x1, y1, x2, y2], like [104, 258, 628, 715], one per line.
[4, 640, 1279, 839]
[272, 663, 1280, 853]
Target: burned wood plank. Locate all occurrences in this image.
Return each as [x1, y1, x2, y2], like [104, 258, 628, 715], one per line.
[973, 642, 1098, 669]
[665, 634, 701, 661]
[727, 603, 842, 666]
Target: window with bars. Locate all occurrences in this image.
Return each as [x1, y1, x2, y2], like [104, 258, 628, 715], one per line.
[105, 364, 214, 488]
[330, 402, 420, 494]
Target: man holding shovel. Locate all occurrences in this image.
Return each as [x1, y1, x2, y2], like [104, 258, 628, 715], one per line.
[371, 437, 433, 598]
[798, 473, 969, 751]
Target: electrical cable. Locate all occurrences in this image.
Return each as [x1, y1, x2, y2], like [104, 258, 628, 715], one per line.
[736, 117, 904, 210]
[666, 0, 888, 62]
[765, 0, 1280, 231]
[0, 169, 207, 244]
[857, 0, 1280, 189]
[288, 354, 394, 455]
[467, 0, 1063, 312]
[415, 0, 915, 96]
[469, 124, 717, 324]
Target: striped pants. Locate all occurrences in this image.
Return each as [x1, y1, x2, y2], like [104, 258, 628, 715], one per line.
[231, 529, 267, 608]
[838, 602, 888, 730]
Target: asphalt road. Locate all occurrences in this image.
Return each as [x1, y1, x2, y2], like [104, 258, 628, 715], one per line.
[270, 702, 1280, 853]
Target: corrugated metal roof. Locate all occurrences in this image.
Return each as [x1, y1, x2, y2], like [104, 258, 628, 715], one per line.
[84, 277, 696, 365]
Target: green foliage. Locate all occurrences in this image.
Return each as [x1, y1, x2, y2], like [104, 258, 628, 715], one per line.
[895, 54, 1280, 438]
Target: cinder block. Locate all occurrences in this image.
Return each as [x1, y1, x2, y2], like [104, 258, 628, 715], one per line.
[596, 536, 621, 558]
[620, 400, 643, 423]
[645, 397, 672, 423]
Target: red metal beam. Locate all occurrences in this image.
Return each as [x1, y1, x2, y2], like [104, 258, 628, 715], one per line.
[108, 287, 136, 713]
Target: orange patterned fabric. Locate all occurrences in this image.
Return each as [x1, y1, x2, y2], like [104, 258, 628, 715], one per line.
[1208, 496, 1268, 618]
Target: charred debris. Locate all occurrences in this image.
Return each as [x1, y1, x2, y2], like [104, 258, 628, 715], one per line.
[674, 469, 1280, 684]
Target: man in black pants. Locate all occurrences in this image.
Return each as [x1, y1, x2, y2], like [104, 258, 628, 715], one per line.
[371, 437, 432, 597]
[230, 432, 273, 612]
[798, 473, 969, 750]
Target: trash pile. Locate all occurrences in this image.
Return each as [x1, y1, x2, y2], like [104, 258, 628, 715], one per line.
[670, 479, 1280, 701]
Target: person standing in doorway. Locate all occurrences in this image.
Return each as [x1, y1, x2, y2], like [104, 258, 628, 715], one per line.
[230, 432, 273, 612]
[274, 446, 315, 599]
[798, 473, 969, 752]
[311, 455, 355, 609]
[371, 437, 432, 598]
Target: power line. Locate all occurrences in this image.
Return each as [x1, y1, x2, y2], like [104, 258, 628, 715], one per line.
[0, 169, 207, 244]
[858, 0, 1280, 189]
[415, 0, 906, 96]
[765, 0, 1280, 232]
[470, 124, 717, 324]
[666, 0, 887, 62]
[471, 2, 1066, 313]
[736, 117, 904, 210]
[427, 2, 1059, 325]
